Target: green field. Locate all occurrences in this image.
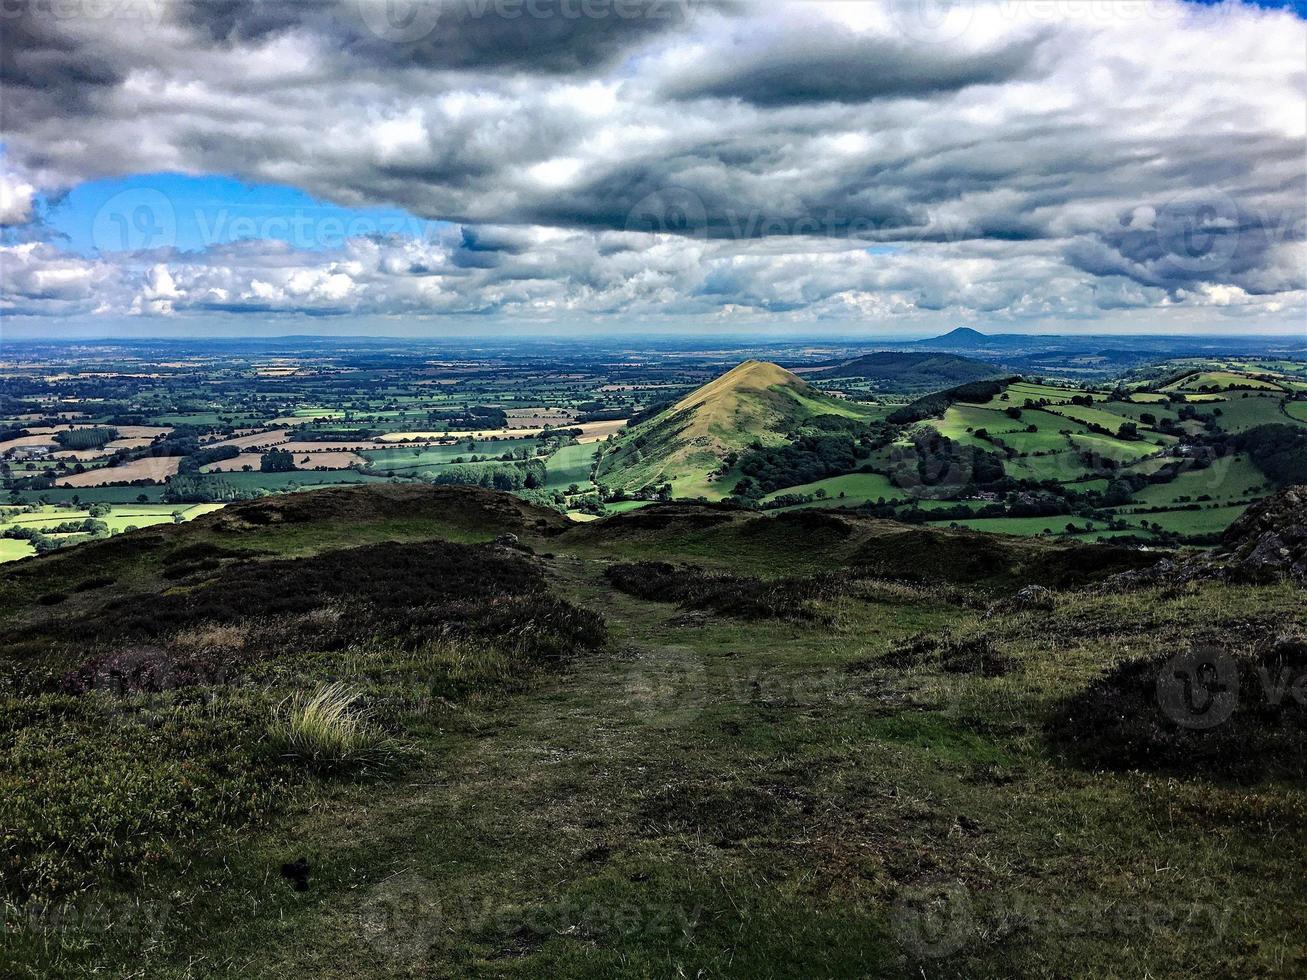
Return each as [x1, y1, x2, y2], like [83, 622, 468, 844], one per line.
[1004, 381, 1092, 404]
[1067, 431, 1157, 464]
[761, 471, 902, 508]
[544, 443, 599, 491]
[0, 538, 35, 562]
[1113, 503, 1250, 536]
[205, 471, 393, 491]
[1204, 392, 1305, 433]
[0, 503, 225, 563]
[947, 514, 1109, 537]
[362, 439, 534, 472]
[1164, 371, 1285, 392]
[1130, 456, 1267, 507]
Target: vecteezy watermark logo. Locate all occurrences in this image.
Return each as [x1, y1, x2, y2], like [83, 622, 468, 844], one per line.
[1156, 645, 1238, 730]
[0, 0, 168, 25]
[891, 881, 975, 959]
[356, 0, 444, 42]
[358, 878, 436, 958]
[2, 896, 172, 943]
[1154, 190, 1241, 276]
[886, 0, 976, 45]
[891, 883, 1232, 960]
[624, 186, 708, 239]
[357, 879, 699, 957]
[91, 188, 176, 253]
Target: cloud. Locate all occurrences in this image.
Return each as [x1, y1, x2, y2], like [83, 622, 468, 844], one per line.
[0, 0, 1303, 329]
[660, 11, 1050, 105]
[0, 168, 37, 225]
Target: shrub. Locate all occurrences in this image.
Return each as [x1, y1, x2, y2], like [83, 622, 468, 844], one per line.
[605, 561, 846, 621]
[1046, 638, 1307, 779]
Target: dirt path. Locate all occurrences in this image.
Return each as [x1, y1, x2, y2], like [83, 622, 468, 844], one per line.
[215, 555, 846, 978]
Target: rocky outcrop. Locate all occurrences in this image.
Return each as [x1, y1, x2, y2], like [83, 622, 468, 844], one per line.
[1112, 486, 1307, 589]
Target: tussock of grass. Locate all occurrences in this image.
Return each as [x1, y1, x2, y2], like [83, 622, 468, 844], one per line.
[270, 682, 396, 773]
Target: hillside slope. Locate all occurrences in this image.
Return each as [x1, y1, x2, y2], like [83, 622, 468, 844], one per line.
[595, 360, 873, 496]
[4, 483, 1304, 978]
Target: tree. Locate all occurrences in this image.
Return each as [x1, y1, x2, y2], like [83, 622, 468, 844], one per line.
[260, 448, 296, 472]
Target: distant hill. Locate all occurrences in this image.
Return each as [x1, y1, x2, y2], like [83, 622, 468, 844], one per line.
[921, 327, 993, 348]
[816, 350, 1001, 387]
[595, 359, 873, 496]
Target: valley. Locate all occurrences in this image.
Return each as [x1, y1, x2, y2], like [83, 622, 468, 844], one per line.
[3, 334, 1305, 561]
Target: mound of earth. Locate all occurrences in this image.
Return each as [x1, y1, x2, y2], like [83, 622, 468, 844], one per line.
[849, 525, 1158, 590]
[1047, 635, 1307, 779]
[208, 483, 570, 536]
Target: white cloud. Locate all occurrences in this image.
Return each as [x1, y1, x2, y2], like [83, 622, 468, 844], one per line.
[0, 0, 1302, 329]
[0, 169, 37, 226]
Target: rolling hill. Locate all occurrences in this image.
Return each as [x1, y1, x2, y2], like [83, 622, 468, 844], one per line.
[816, 350, 1002, 387]
[594, 360, 874, 497]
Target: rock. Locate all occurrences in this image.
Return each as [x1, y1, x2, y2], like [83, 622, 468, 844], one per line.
[1238, 532, 1292, 582]
[493, 533, 520, 547]
[1111, 486, 1307, 590]
[1011, 585, 1055, 610]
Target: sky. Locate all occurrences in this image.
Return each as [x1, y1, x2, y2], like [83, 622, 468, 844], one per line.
[1, 0, 1304, 339]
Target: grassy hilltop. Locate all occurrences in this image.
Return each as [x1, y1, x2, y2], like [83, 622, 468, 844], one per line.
[595, 360, 878, 497]
[1, 483, 1304, 978]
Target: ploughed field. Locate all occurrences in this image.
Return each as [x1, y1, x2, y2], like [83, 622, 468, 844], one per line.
[1, 484, 1304, 979]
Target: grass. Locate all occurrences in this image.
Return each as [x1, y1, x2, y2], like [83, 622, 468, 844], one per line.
[0, 538, 35, 562]
[0, 491, 1304, 977]
[1164, 370, 1285, 392]
[270, 682, 395, 772]
[1130, 455, 1266, 506]
[760, 471, 901, 507]
[1205, 391, 1305, 434]
[362, 439, 531, 471]
[544, 442, 599, 491]
[0, 504, 226, 563]
[1112, 502, 1251, 535]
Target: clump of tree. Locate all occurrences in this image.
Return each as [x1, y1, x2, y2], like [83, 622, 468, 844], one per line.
[260, 448, 297, 473]
[888, 430, 1005, 491]
[428, 459, 545, 492]
[732, 435, 871, 498]
[1237, 424, 1307, 486]
[163, 475, 261, 503]
[888, 377, 1019, 425]
[53, 427, 119, 451]
[178, 444, 240, 475]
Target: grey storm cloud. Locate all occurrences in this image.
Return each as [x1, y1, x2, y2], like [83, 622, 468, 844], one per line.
[176, 0, 701, 71]
[0, 0, 1303, 328]
[661, 22, 1050, 105]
